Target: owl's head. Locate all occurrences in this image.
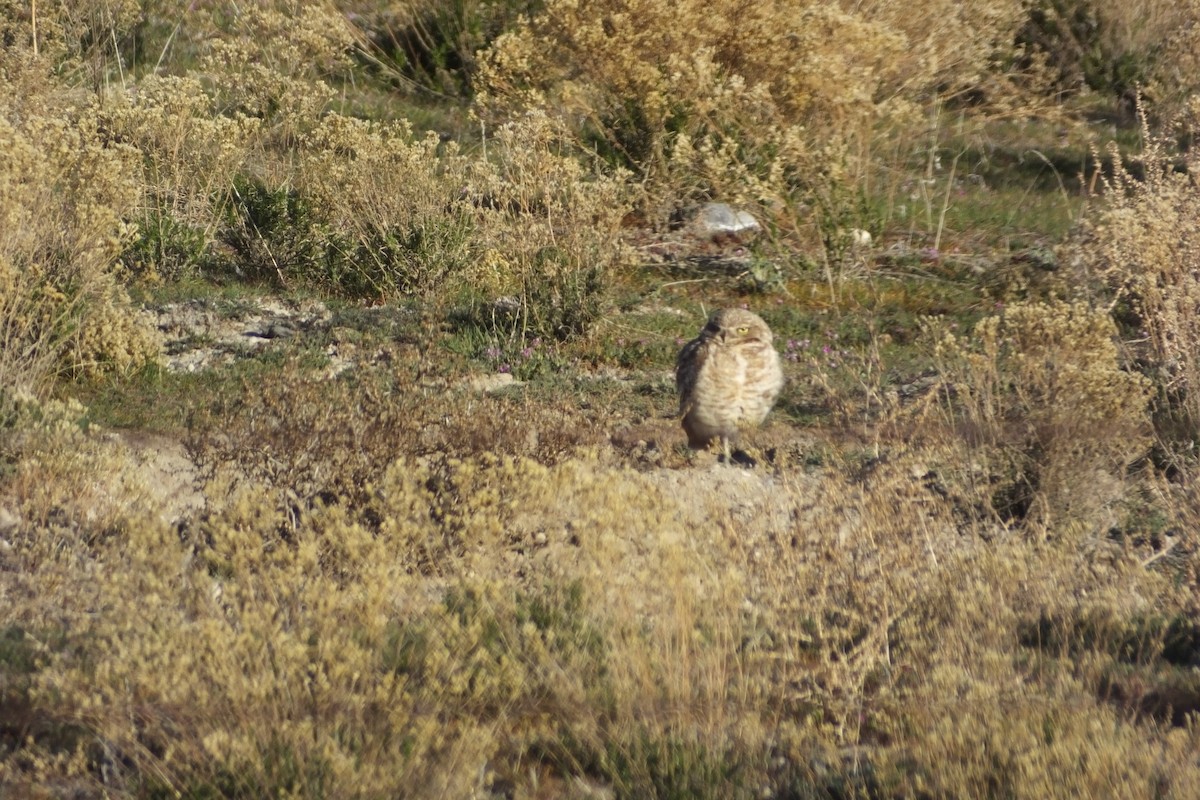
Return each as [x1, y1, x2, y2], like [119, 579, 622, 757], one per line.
[703, 308, 774, 344]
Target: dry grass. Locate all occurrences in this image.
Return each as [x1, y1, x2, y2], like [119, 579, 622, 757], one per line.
[1066, 101, 1200, 464]
[3, 1, 1200, 797]
[3, 387, 1199, 797]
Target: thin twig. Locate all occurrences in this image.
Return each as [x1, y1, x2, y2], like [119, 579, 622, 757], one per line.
[1141, 537, 1180, 569]
[657, 278, 715, 290]
[1026, 149, 1075, 222]
[933, 149, 961, 255]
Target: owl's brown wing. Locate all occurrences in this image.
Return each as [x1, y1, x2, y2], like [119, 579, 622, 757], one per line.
[675, 336, 708, 417]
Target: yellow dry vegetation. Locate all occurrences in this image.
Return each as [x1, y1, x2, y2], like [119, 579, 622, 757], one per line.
[2, 0, 1200, 796]
[3, 384, 1199, 796]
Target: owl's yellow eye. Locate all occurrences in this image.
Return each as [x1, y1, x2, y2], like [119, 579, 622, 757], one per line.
[736, 326, 749, 335]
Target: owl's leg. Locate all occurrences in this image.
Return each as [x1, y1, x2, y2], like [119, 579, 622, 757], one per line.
[726, 431, 757, 467]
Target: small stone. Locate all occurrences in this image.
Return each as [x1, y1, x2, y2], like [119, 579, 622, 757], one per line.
[265, 322, 296, 339]
[0, 507, 18, 536]
[692, 202, 761, 242]
[466, 372, 520, 394]
[493, 296, 521, 316]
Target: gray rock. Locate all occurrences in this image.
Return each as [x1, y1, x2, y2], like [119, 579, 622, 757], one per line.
[493, 296, 522, 316]
[261, 322, 296, 339]
[692, 202, 761, 242]
[146, 298, 331, 373]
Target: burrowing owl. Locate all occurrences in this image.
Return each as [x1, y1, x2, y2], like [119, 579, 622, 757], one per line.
[676, 308, 784, 455]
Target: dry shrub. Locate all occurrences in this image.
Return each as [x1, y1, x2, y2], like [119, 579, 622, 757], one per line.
[116, 81, 628, 316]
[1020, 0, 1200, 115]
[101, 2, 376, 286]
[0, 259, 65, 395]
[0, 66, 158, 388]
[2, 450, 741, 797]
[460, 111, 635, 339]
[98, 13, 474, 295]
[100, 3, 412, 290]
[477, 0, 1029, 227]
[288, 113, 477, 296]
[10, 490, 500, 797]
[752, 451, 1200, 796]
[934, 300, 1151, 534]
[1069, 103, 1200, 449]
[183, 358, 604, 531]
[0, 391, 138, 563]
[4, 417, 1200, 796]
[107, 75, 261, 282]
[0, 0, 143, 75]
[199, 1, 358, 137]
[343, 0, 540, 96]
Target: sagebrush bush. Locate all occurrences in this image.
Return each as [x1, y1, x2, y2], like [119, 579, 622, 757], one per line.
[459, 111, 634, 340]
[0, 65, 158, 387]
[934, 300, 1151, 534]
[108, 75, 261, 282]
[1068, 103, 1200, 452]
